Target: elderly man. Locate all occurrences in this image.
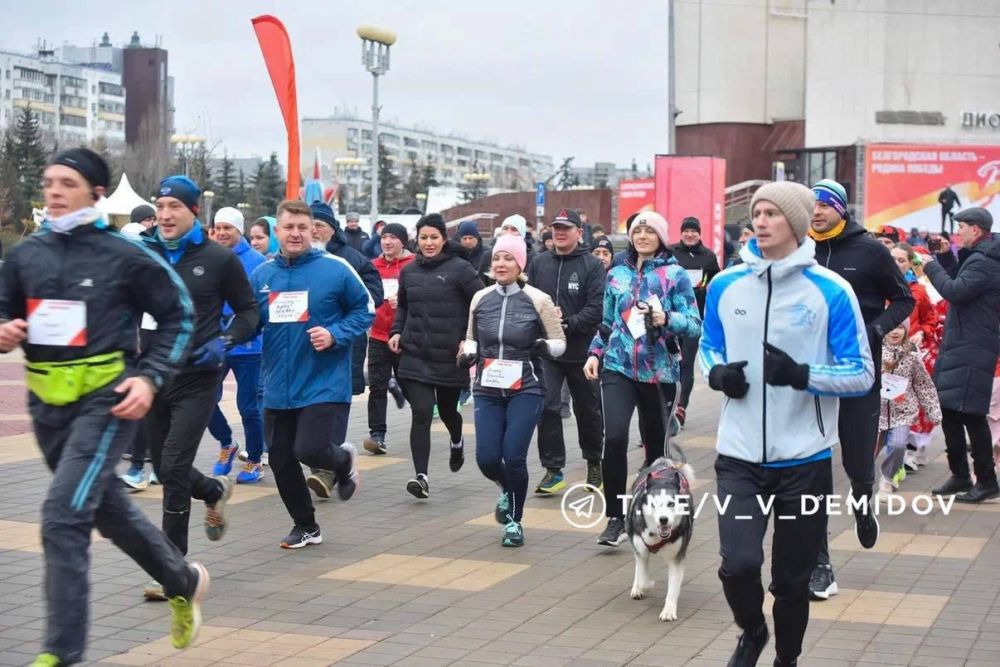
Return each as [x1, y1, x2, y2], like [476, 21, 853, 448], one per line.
[342, 211, 370, 253]
[925, 208, 1000, 503]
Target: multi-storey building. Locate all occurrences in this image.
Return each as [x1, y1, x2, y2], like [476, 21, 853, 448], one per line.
[302, 111, 554, 191]
[0, 46, 126, 146]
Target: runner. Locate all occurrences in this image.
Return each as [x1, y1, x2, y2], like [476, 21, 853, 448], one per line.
[141, 175, 259, 598]
[250, 200, 374, 547]
[0, 149, 208, 664]
[462, 235, 565, 546]
[205, 207, 267, 483]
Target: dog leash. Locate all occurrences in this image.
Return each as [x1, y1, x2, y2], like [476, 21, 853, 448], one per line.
[636, 300, 688, 466]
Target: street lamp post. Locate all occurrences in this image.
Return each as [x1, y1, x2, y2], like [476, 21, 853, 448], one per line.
[357, 24, 396, 228]
[463, 172, 490, 201]
[170, 133, 206, 179]
[203, 190, 215, 226]
[334, 156, 365, 212]
[415, 192, 427, 213]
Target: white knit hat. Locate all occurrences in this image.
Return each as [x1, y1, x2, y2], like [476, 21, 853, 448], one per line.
[500, 214, 527, 237]
[214, 206, 245, 234]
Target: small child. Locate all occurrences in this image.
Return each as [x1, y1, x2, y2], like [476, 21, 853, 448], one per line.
[877, 321, 942, 499]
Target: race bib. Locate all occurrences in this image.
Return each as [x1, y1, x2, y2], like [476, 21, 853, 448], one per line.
[140, 313, 158, 331]
[626, 295, 663, 340]
[685, 269, 704, 286]
[382, 278, 399, 299]
[881, 373, 909, 401]
[27, 299, 87, 347]
[269, 291, 309, 323]
[481, 359, 523, 389]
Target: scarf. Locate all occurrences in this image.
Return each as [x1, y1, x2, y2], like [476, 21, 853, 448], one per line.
[904, 268, 917, 284]
[156, 223, 204, 265]
[44, 207, 106, 235]
[807, 219, 846, 242]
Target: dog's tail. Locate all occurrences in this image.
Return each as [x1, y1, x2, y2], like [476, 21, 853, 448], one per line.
[679, 463, 696, 488]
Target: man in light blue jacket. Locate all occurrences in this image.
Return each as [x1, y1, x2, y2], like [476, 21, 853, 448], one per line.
[699, 181, 873, 667]
[251, 200, 375, 549]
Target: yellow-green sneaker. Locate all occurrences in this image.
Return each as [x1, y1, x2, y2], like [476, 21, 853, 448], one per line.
[170, 562, 209, 649]
[30, 653, 63, 667]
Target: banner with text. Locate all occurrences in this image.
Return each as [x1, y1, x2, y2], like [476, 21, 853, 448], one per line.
[653, 156, 726, 268]
[616, 178, 655, 233]
[864, 144, 1000, 232]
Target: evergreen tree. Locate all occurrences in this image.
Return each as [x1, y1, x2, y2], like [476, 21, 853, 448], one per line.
[236, 167, 247, 207]
[217, 154, 237, 208]
[422, 154, 439, 188]
[0, 132, 19, 227]
[253, 153, 284, 217]
[376, 140, 402, 212]
[13, 106, 47, 221]
[403, 157, 423, 209]
[556, 157, 579, 191]
[90, 135, 120, 190]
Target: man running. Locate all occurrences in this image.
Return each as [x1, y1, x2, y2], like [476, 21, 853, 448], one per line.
[807, 179, 913, 600]
[251, 200, 374, 547]
[141, 175, 259, 598]
[0, 149, 208, 664]
[206, 207, 267, 483]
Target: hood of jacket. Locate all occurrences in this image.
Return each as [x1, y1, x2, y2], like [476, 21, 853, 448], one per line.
[739, 237, 818, 281]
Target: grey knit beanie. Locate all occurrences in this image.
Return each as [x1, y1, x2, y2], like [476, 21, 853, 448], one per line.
[750, 182, 816, 242]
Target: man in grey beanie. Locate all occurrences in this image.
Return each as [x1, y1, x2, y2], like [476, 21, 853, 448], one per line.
[700, 181, 874, 666]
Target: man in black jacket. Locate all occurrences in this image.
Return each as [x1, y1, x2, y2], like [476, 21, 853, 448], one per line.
[925, 208, 1000, 503]
[141, 175, 259, 592]
[343, 211, 370, 252]
[939, 185, 961, 234]
[528, 208, 605, 493]
[807, 179, 914, 600]
[0, 150, 209, 662]
[668, 217, 721, 429]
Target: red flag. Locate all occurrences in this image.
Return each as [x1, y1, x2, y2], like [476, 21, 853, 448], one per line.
[251, 15, 301, 201]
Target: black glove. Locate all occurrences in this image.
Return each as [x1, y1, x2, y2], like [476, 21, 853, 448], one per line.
[597, 324, 612, 342]
[530, 339, 549, 356]
[763, 342, 809, 390]
[708, 361, 750, 399]
[457, 352, 478, 369]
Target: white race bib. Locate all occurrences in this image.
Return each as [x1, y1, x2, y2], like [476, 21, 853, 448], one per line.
[881, 373, 909, 401]
[140, 313, 158, 331]
[626, 295, 663, 340]
[382, 279, 399, 299]
[686, 269, 704, 286]
[481, 359, 524, 389]
[269, 291, 309, 324]
[27, 299, 87, 346]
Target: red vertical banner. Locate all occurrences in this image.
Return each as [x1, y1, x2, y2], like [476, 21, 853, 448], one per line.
[251, 15, 301, 201]
[653, 156, 727, 268]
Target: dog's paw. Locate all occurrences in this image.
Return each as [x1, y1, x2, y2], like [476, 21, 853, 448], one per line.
[630, 585, 645, 600]
[658, 605, 678, 622]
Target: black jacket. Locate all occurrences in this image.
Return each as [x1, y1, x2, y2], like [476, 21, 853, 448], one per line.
[667, 241, 721, 316]
[812, 220, 915, 339]
[457, 236, 487, 272]
[924, 235, 1000, 414]
[325, 232, 384, 309]
[143, 233, 258, 372]
[527, 244, 605, 363]
[391, 243, 484, 386]
[343, 227, 370, 253]
[0, 225, 194, 391]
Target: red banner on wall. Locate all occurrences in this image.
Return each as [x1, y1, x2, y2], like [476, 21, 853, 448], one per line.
[653, 156, 727, 268]
[616, 178, 655, 233]
[864, 144, 1000, 232]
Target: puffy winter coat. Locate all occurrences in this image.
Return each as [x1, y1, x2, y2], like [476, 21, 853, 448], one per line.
[924, 234, 1000, 414]
[667, 241, 721, 316]
[464, 282, 566, 397]
[700, 238, 874, 464]
[879, 342, 941, 431]
[250, 248, 375, 408]
[588, 249, 701, 384]
[391, 243, 484, 386]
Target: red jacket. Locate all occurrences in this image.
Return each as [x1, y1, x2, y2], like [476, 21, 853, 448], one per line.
[371, 251, 415, 342]
[907, 281, 937, 339]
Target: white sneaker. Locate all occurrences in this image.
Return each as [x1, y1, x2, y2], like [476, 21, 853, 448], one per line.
[876, 476, 894, 504]
[915, 446, 929, 466]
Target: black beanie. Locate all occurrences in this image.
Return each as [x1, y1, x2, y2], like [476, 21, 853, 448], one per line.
[130, 204, 156, 224]
[49, 148, 111, 189]
[591, 237, 614, 253]
[381, 222, 409, 246]
[681, 217, 701, 233]
[416, 213, 447, 238]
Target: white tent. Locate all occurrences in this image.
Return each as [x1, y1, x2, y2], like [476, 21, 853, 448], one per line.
[97, 173, 150, 217]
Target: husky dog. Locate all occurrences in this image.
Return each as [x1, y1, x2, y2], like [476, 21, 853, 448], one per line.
[625, 457, 695, 621]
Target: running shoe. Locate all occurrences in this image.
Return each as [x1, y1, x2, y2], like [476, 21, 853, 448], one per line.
[143, 580, 167, 602]
[169, 562, 209, 648]
[236, 462, 264, 484]
[204, 476, 233, 541]
[449, 438, 465, 472]
[809, 564, 838, 600]
[306, 470, 335, 499]
[30, 653, 63, 667]
[120, 466, 148, 491]
[149, 470, 160, 485]
[597, 517, 627, 547]
[280, 525, 323, 549]
[363, 433, 387, 456]
[502, 520, 524, 547]
[535, 470, 566, 495]
[406, 474, 430, 499]
[337, 443, 359, 501]
[387, 377, 406, 409]
[212, 443, 239, 477]
[585, 461, 603, 491]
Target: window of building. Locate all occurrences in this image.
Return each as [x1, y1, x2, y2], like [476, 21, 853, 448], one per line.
[347, 127, 358, 138]
[362, 129, 372, 140]
[99, 81, 123, 96]
[406, 150, 418, 161]
[806, 150, 837, 185]
[457, 147, 471, 157]
[457, 158, 468, 168]
[61, 115, 87, 127]
[421, 140, 437, 151]
[404, 137, 418, 147]
[440, 144, 454, 155]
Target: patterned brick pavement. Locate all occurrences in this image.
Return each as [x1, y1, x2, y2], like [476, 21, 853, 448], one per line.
[1, 351, 999, 666]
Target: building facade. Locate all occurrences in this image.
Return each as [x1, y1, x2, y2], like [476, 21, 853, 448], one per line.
[0, 47, 125, 146]
[302, 112, 554, 192]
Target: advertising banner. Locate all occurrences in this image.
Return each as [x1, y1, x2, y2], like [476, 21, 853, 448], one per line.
[616, 178, 655, 233]
[864, 144, 1000, 233]
[653, 156, 727, 268]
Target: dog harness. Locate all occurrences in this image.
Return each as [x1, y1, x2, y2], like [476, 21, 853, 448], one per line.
[634, 464, 691, 554]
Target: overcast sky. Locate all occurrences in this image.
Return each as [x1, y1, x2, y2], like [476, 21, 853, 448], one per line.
[4, 0, 670, 171]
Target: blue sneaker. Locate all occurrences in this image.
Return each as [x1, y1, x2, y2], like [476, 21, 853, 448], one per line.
[212, 444, 239, 476]
[236, 462, 264, 484]
[502, 519, 524, 547]
[120, 466, 148, 491]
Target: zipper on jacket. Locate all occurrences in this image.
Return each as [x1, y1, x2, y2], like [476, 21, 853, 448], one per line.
[498, 289, 509, 397]
[761, 267, 773, 464]
[555, 258, 563, 310]
[814, 396, 825, 437]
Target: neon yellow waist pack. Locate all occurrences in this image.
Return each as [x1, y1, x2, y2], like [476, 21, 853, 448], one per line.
[26, 351, 125, 406]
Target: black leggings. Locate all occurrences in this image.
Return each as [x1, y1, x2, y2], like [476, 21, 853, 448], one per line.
[600, 369, 677, 519]
[401, 380, 463, 476]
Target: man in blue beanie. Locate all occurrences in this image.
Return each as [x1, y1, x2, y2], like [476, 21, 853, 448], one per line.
[455, 220, 486, 269]
[138, 175, 260, 600]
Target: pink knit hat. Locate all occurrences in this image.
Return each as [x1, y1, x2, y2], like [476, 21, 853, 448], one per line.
[631, 211, 670, 249]
[492, 234, 527, 271]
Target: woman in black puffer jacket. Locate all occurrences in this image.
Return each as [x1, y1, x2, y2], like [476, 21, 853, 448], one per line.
[390, 214, 484, 499]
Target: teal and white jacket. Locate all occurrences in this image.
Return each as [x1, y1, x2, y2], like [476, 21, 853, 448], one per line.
[699, 238, 874, 465]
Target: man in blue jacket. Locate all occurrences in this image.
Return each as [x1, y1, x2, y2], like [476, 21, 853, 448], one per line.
[251, 200, 375, 548]
[206, 207, 268, 483]
[700, 181, 874, 667]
